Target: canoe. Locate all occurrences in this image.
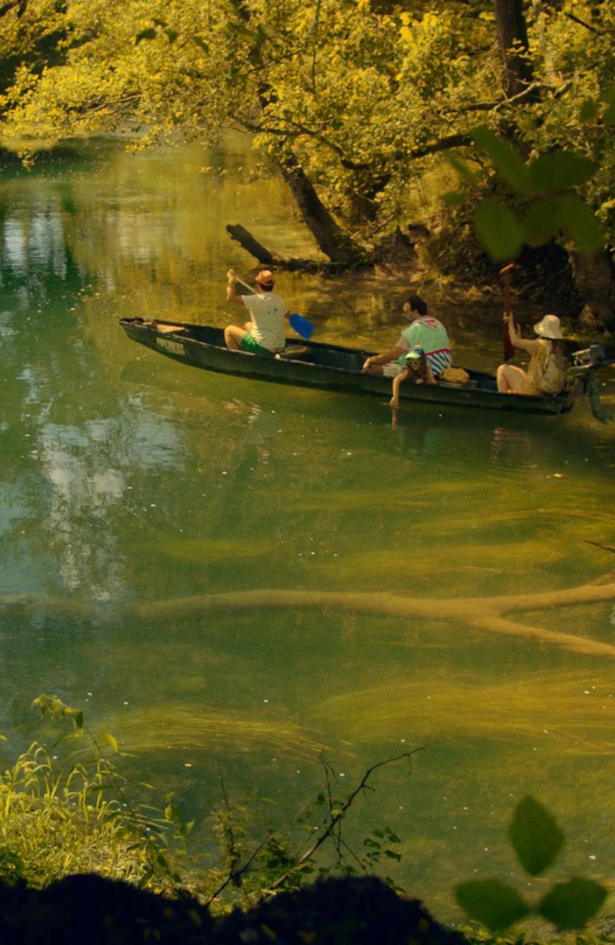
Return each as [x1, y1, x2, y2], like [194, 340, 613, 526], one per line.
[119, 317, 592, 416]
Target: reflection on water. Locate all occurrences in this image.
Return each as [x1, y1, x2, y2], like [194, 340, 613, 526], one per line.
[0, 138, 614, 920]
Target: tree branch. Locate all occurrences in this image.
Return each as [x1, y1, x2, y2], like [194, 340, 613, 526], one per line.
[268, 749, 423, 892]
[136, 571, 615, 659]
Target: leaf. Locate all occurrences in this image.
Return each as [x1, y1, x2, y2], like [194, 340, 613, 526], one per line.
[528, 151, 597, 194]
[603, 85, 615, 125]
[135, 28, 157, 44]
[100, 731, 119, 753]
[473, 200, 522, 261]
[471, 126, 531, 194]
[557, 194, 605, 254]
[384, 849, 402, 861]
[579, 99, 599, 122]
[456, 879, 530, 931]
[445, 152, 479, 185]
[538, 878, 608, 930]
[67, 708, 83, 731]
[521, 200, 562, 247]
[442, 190, 466, 206]
[509, 797, 564, 876]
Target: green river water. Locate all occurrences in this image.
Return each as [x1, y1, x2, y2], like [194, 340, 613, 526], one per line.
[1, 134, 614, 922]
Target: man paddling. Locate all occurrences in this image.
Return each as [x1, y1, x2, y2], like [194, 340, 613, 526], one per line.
[362, 295, 452, 379]
[225, 269, 290, 356]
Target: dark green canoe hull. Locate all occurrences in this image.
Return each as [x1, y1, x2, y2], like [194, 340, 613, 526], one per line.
[119, 318, 575, 416]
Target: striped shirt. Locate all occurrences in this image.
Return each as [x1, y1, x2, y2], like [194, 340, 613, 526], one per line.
[396, 316, 452, 377]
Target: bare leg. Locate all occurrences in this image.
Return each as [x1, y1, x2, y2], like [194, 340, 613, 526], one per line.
[497, 363, 527, 393]
[224, 325, 246, 351]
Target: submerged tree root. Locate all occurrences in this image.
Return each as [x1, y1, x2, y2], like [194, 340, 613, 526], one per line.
[138, 572, 615, 658]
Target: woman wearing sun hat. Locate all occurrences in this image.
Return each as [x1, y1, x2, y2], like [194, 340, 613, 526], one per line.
[496, 312, 569, 396]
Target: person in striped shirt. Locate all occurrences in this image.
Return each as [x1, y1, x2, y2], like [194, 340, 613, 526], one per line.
[362, 295, 452, 379]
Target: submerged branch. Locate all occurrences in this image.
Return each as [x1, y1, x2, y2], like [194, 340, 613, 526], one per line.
[137, 573, 615, 658]
[4, 571, 615, 659]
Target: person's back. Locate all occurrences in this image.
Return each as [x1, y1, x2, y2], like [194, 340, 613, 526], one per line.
[362, 294, 452, 380]
[399, 308, 451, 378]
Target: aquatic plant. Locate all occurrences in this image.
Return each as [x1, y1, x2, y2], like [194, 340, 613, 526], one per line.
[113, 704, 329, 762]
[311, 672, 615, 755]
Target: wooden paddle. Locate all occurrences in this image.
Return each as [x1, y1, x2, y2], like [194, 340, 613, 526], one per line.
[228, 270, 314, 340]
[500, 262, 516, 362]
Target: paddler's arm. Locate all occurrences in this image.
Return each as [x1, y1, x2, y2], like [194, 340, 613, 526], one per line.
[363, 346, 405, 372]
[389, 367, 410, 406]
[226, 269, 244, 306]
[505, 312, 539, 355]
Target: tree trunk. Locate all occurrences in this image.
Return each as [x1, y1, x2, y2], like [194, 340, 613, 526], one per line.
[276, 149, 366, 265]
[494, 0, 535, 99]
[570, 249, 615, 334]
[228, 0, 367, 267]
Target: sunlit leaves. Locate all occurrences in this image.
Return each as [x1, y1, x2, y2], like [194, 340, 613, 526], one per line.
[32, 693, 84, 734]
[100, 731, 120, 753]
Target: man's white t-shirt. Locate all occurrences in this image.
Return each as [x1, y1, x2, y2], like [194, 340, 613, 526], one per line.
[242, 292, 287, 351]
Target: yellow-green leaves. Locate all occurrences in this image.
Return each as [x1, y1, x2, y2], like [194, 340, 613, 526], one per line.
[449, 123, 607, 259]
[32, 694, 84, 734]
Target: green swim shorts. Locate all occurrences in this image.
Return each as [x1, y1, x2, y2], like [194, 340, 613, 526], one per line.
[240, 334, 276, 357]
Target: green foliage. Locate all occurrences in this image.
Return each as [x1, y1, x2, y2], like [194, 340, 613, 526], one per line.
[0, 694, 189, 893]
[449, 125, 607, 260]
[0, 697, 412, 914]
[1, 0, 612, 266]
[455, 796, 607, 935]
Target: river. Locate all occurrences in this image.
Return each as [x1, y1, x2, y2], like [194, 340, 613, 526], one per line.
[1, 133, 614, 922]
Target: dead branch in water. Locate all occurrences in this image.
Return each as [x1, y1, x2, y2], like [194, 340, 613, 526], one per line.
[4, 570, 615, 658]
[138, 570, 615, 658]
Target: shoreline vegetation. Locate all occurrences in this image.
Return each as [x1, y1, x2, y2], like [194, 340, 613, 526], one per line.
[0, 723, 610, 943]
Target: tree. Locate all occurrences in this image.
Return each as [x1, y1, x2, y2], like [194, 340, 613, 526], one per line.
[0, 1, 612, 322]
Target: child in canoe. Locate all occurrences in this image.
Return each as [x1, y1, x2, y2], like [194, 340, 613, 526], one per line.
[389, 345, 435, 406]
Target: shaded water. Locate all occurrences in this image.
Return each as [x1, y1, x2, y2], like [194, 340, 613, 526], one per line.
[1, 135, 615, 921]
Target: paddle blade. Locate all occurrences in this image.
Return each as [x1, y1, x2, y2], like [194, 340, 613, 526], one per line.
[289, 313, 314, 340]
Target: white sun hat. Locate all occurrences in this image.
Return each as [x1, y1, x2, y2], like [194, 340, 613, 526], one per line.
[533, 314, 563, 340]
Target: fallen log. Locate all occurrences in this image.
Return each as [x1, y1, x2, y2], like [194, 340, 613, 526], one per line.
[138, 572, 615, 659]
[4, 572, 615, 659]
[226, 224, 279, 264]
[225, 223, 371, 273]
